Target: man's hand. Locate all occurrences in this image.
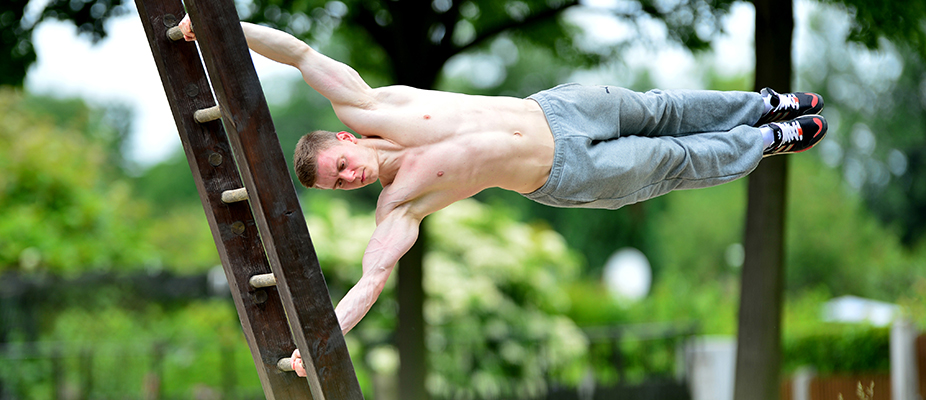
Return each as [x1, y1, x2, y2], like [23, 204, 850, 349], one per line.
[291, 349, 307, 377]
[178, 15, 196, 41]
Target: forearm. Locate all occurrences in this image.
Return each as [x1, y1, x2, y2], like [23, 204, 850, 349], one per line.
[334, 241, 409, 334]
[334, 274, 387, 334]
[335, 208, 421, 334]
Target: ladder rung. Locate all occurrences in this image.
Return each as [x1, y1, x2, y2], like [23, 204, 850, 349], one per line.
[194, 105, 221, 123]
[249, 273, 277, 288]
[166, 26, 184, 41]
[277, 357, 294, 372]
[221, 187, 248, 203]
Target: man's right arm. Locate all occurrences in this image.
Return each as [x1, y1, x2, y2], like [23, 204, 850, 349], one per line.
[239, 22, 375, 108]
[178, 15, 373, 109]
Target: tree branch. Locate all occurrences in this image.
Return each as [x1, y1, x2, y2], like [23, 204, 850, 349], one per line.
[453, 0, 580, 56]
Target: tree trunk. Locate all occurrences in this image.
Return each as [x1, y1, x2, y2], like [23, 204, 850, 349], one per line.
[398, 230, 428, 400]
[734, 1, 792, 400]
[387, 5, 437, 399]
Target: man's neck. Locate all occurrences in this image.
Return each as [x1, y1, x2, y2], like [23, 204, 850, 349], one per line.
[359, 137, 405, 187]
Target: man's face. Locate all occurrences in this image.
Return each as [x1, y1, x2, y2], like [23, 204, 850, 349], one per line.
[314, 132, 378, 190]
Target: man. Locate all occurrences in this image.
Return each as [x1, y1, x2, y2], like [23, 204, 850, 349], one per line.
[179, 16, 825, 375]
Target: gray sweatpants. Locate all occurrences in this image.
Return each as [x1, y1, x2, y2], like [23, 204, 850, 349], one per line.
[523, 83, 766, 209]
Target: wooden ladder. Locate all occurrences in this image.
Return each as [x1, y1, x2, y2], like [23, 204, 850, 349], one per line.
[134, 0, 364, 398]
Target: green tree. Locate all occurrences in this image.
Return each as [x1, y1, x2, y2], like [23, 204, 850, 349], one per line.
[735, 2, 793, 399]
[818, 0, 926, 56]
[0, 0, 129, 87]
[300, 195, 588, 398]
[736, 1, 926, 399]
[797, 3, 926, 246]
[240, 3, 738, 395]
[0, 89, 155, 273]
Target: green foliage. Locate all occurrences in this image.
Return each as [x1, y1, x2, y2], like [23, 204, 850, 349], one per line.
[897, 275, 926, 329]
[425, 199, 587, 398]
[0, 301, 265, 399]
[649, 178, 747, 287]
[786, 155, 926, 299]
[782, 325, 890, 374]
[436, 35, 575, 97]
[0, 90, 220, 273]
[129, 151, 200, 209]
[472, 188, 666, 280]
[140, 204, 220, 271]
[0, 89, 156, 273]
[242, 0, 744, 90]
[635, 0, 737, 51]
[244, 0, 592, 87]
[300, 195, 588, 399]
[818, 0, 926, 58]
[798, 2, 926, 246]
[19, 95, 130, 162]
[564, 148, 926, 337]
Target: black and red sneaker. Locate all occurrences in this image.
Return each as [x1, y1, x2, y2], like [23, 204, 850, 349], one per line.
[755, 87, 824, 126]
[763, 115, 828, 157]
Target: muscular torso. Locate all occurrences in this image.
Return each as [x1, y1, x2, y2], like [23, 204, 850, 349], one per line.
[336, 85, 555, 219]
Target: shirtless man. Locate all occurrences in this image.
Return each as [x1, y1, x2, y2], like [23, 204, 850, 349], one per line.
[179, 16, 826, 376]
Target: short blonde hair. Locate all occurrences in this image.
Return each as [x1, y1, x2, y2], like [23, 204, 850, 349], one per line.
[293, 130, 340, 188]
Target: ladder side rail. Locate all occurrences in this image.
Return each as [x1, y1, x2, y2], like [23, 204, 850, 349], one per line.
[135, 1, 312, 398]
[182, 1, 364, 399]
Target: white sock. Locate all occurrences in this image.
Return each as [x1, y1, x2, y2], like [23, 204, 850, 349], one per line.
[760, 126, 775, 149]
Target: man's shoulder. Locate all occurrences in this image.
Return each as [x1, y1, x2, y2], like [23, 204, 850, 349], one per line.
[372, 85, 472, 107]
[371, 84, 424, 101]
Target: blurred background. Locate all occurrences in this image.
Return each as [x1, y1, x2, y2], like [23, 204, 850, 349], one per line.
[1, 0, 925, 399]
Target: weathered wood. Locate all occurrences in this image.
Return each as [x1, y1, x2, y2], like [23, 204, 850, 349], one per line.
[134, 1, 315, 398]
[182, 1, 364, 399]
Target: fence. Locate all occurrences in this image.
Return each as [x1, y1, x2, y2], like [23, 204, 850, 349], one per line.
[782, 374, 891, 400]
[781, 331, 926, 400]
[2, 271, 702, 400]
[0, 339, 263, 400]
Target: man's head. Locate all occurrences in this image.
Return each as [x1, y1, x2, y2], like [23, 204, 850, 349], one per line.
[293, 130, 378, 190]
[294, 130, 340, 188]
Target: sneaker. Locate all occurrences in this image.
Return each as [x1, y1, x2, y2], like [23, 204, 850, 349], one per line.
[756, 87, 824, 126]
[763, 115, 828, 157]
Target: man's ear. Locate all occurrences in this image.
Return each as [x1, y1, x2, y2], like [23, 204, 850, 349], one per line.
[336, 131, 357, 143]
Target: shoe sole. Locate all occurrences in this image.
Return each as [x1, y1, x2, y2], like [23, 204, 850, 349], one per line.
[763, 116, 828, 157]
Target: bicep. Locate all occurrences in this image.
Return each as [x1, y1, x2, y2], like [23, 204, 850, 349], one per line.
[294, 49, 375, 109]
[239, 22, 374, 109]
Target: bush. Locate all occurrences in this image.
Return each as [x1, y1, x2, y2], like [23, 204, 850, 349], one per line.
[782, 326, 890, 374]
[0, 89, 157, 273]
[301, 196, 589, 399]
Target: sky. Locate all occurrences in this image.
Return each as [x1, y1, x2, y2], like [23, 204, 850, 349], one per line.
[23, 1, 767, 167]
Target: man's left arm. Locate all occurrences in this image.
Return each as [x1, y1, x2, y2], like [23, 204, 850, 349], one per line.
[334, 204, 422, 335]
[290, 205, 420, 377]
